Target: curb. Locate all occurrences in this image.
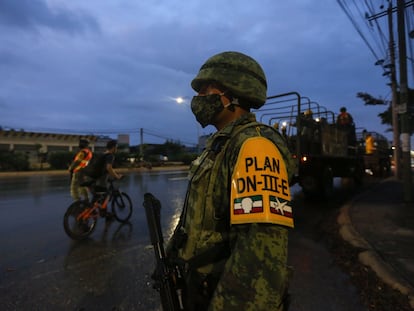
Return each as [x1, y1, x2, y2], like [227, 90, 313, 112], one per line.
[0, 166, 190, 178]
[337, 183, 414, 309]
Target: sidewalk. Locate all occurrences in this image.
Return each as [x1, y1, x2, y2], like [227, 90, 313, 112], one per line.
[338, 177, 414, 309]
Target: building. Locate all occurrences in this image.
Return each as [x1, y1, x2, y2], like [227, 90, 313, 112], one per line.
[0, 129, 114, 168]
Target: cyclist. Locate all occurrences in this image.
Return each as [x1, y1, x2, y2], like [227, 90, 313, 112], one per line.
[93, 139, 122, 188]
[93, 140, 123, 218]
[68, 139, 92, 202]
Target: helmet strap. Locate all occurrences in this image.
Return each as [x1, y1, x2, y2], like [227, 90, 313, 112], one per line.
[222, 92, 239, 112]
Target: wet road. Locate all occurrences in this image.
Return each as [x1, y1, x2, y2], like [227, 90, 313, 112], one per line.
[0, 171, 370, 310]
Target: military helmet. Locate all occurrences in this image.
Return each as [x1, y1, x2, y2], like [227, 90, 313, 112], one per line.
[304, 109, 313, 116]
[191, 51, 267, 109]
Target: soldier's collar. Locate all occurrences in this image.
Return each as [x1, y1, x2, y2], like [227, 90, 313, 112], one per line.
[215, 113, 256, 137]
[206, 113, 257, 152]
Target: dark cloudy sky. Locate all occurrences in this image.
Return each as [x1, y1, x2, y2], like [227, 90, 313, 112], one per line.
[0, 0, 413, 146]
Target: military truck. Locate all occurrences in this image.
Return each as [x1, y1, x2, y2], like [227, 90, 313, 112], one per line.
[256, 92, 365, 198]
[356, 130, 392, 177]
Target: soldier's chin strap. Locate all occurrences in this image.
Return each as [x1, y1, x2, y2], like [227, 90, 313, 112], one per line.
[221, 91, 239, 112]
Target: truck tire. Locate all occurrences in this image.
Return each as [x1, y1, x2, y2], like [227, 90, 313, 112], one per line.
[379, 159, 391, 178]
[319, 166, 333, 197]
[300, 166, 333, 199]
[300, 175, 319, 198]
[353, 160, 364, 186]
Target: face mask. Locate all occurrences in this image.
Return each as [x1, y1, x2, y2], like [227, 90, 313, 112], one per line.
[191, 94, 225, 128]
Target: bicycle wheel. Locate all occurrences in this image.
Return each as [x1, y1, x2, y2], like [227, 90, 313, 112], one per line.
[63, 200, 97, 240]
[111, 192, 133, 222]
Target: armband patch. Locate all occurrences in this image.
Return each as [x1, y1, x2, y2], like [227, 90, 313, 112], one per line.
[230, 137, 294, 228]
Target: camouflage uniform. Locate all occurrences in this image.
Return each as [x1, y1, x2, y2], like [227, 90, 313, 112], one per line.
[168, 51, 295, 311]
[169, 113, 294, 311]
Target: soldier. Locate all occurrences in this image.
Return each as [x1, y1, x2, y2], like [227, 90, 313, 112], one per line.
[167, 51, 295, 311]
[336, 106, 354, 127]
[336, 107, 356, 149]
[365, 132, 376, 155]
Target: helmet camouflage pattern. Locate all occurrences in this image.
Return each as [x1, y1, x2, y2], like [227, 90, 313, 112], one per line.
[191, 51, 268, 109]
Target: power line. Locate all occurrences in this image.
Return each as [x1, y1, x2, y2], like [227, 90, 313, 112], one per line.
[365, 0, 389, 56]
[338, 0, 414, 87]
[142, 128, 196, 146]
[337, 0, 383, 60]
[406, 4, 414, 79]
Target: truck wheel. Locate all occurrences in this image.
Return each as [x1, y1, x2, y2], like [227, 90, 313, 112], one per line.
[379, 159, 391, 178]
[300, 175, 319, 198]
[320, 166, 333, 197]
[353, 161, 364, 186]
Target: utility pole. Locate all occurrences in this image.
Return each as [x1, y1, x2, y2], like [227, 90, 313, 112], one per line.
[387, 3, 401, 179]
[140, 128, 144, 160]
[397, 0, 412, 202]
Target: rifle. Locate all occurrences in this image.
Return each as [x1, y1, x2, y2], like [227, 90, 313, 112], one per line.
[143, 193, 185, 311]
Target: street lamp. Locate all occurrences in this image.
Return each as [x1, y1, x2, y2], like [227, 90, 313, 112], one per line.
[173, 96, 201, 152]
[175, 96, 187, 104]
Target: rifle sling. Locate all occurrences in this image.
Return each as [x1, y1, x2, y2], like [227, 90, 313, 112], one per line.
[185, 242, 230, 271]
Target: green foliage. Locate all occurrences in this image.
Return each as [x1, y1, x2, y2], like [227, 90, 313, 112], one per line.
[0, 140, 196, 172]
[150, 140, 186, 156]
[357, 91, 414, 134]
[178, 153, 198, 165]
[377, 106, 393, 127]
[356, 92, 387, 105]
[113, 151, 130, 167]
[48, 152, 75, 170]
[0, 151, 30, 171]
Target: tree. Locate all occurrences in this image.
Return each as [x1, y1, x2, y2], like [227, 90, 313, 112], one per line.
[356, 91, 413, 134]
[0, 151, 30, 171]
[48, 152, 75, 170]
[356, 92, 388, 106]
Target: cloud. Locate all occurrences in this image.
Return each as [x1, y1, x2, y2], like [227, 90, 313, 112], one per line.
[0, 0, 99, 34]
[0, 0, 410, 146]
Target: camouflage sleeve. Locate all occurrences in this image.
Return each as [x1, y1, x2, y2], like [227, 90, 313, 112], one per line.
[208, 223, 289, 311]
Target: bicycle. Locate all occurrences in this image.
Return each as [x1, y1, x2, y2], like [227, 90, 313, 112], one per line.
[63, 178, 133, 240]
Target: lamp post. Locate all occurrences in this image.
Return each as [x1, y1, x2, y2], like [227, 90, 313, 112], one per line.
[386, 3, 401, 179]
[397, 0, 412, 202]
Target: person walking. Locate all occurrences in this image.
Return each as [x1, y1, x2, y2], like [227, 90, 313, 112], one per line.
[166, 51, 295, 311]
[68, 139, 92, 202]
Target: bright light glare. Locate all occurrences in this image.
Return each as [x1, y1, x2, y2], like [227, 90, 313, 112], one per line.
[176, 97, 185, 104]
